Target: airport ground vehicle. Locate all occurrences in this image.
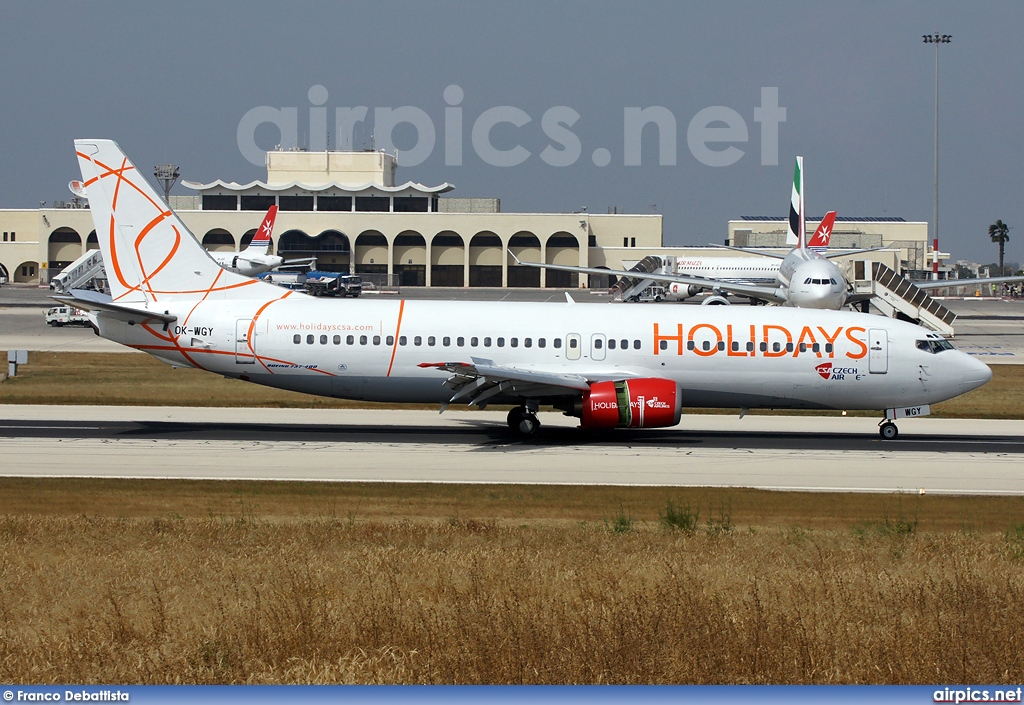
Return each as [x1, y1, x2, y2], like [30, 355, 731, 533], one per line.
[45, 305, 91, 327]
[304, 273, 362, 298]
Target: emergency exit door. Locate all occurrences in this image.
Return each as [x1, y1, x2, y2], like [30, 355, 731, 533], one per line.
[235, 319, 255, 364]
[868, 328, 887, 374]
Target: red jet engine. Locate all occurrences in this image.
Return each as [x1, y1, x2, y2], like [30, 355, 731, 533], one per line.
[581, 378, 681, 429]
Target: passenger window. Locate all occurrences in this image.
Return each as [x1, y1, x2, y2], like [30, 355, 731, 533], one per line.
[333, 335, 341, 345]
[717, 341, 725, 351]
[621, 339, 628, 350]
[773, 342, 781, 352]
[799, 343, 806, 352]
[554, 339, 562, 349]
[703, 341, 710, 351]
[320, 335, 328, 345]
[759, 342, 767, 352]
[811, 343, 819, 352]
[594, 339, 602, 350]
[687, 340, 695, 351]
[731, 341, 739, 352]
[568, 339, 577, 349]
[497, 337, 505, 347]
[427, 336, 435, 346]
[373, 335, 381, 345]
[347, 335, 354, 345]
[538, 338, 546, 348]
[442, 336, 450, 346]
[608, 339, 616, 350]
[660, 340, 668, 351]
[399, 336, 407, 345]
[414, 336, 422, 346]
[786, 343, 794, 353]
[633, 340, 641, 350]
[746, 342, 754, 352]
[306, 335, 314, 344]
[524, 338, 532, 348]
[386, 335, 394, 346]
[510, 338, 518, 348]
[825, 343, 833, 353]
[360, 335, 367, 345]
[471, 337, 479, 347]
[293, 334, 301, 344]
[484, 337, 492, 347]
[457, 337, 465, 346]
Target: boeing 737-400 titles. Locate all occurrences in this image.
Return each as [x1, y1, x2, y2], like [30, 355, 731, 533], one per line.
[58, 140, 991, 439]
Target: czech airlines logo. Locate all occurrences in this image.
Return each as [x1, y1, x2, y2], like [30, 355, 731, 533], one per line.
[815, 362, 863, 381]
[644, 396, 672, 409]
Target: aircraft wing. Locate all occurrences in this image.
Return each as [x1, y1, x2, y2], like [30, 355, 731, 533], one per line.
[510, 255, 789, 304]
[277, 257, 318, 271]
[712, 244, 789, 260]
[822, 247, 887, 259]
[418, 358, 593, 411]
[914, 274, 1024, 290]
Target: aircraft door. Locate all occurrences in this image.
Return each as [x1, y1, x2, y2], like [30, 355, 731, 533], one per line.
[868, 328, 887, 374]
[235, 319, 255, 364]
[566, 333, 581, 361]
[591, 333, 606, 361]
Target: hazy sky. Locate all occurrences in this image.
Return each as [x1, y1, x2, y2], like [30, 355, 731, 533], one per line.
[1, 1, 1020, 264]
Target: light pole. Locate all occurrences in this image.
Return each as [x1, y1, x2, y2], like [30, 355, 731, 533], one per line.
[923, 32, 952, 279]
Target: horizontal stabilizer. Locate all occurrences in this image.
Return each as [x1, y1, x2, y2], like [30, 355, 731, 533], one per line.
[52, 292, 177, 325]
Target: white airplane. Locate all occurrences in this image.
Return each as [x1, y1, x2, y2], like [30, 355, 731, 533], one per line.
[208, 205, 284, 277]
[60, 139, 991, 440]
[516, 158, 878, 309]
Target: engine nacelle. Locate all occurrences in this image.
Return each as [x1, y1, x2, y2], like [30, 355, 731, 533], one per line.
[700, 294, 730, 305]
[581, 378, 681, 429]
[666, 283, 702, 300]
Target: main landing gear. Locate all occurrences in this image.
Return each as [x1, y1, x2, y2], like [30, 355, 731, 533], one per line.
[507, 405, 540, 438]
[878, 420, 899, 440]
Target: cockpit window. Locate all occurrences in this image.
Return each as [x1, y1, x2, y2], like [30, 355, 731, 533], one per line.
[916, 338, 955, 354]
[804, 278, 812, 284]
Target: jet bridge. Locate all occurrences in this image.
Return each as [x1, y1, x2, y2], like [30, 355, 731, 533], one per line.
[850, 260, 956, 337]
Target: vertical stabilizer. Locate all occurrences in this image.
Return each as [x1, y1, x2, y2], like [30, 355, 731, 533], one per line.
[244, 205, 277, 254]
[786, 156, 805, 248]
[74, 139, 277, 304]
[807, 210, 837, 252]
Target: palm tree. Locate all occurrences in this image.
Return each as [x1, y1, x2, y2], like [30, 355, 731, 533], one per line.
[989, 220, 1011, 276]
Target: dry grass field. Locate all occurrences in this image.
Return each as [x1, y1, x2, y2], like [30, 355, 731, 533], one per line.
[1, 352, 1021, 418]
[2, 480, 1024, 684]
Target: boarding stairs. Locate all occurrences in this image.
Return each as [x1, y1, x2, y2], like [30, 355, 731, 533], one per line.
[51, 249, 109, 295]
[850, 260, 956, 336]
[612, 255, 673, 301]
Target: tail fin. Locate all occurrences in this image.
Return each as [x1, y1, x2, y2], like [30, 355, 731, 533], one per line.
[807, 210, 837, 252]
[786, 156, 805, 248]
[244, 205, 277, 254]
[75, 139, 275, 304]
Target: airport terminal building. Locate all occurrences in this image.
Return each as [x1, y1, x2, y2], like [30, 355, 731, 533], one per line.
[0, 149, 928, 287]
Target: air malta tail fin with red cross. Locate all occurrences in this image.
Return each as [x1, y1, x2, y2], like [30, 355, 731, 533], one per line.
[806, 211, 837, 253]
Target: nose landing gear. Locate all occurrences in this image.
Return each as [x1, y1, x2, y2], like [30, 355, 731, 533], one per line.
[878, 420, 899, 440]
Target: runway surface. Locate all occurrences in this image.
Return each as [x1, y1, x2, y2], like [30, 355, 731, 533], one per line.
[2, 406, 1023, 495]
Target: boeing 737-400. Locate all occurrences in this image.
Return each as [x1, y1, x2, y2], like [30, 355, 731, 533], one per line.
[58, 140, 991, 439]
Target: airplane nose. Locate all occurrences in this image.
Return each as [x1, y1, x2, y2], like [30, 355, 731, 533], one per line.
[961, 355, 992, 394]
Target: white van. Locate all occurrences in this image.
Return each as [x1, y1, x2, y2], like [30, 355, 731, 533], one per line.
[44, 306, 91, 327]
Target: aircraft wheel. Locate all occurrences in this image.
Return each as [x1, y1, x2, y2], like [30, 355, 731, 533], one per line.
[879, 421, 899, 440]
[507, 407, 539, 437]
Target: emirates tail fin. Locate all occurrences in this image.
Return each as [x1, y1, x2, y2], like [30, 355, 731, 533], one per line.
[786, 156, 805, 248]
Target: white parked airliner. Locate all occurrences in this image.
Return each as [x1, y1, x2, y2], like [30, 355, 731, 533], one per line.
[60, 140, 991, 439]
